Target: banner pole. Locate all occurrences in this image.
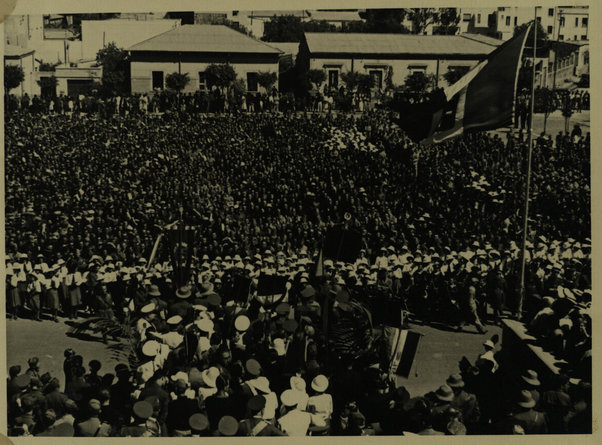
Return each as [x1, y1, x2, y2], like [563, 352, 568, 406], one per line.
[518, 12, 538, 320]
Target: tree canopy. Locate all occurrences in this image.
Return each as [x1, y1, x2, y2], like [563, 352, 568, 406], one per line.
[166, 72, 190, 93]
[96, 42, 130, 95]
[443, 65, 470, 86]
[4, 65, 25, 92]
[257, 71, 277, 92]
[205, 63, 237, 90]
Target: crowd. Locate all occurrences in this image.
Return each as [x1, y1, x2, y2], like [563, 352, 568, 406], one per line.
[5, 105, 591, 435]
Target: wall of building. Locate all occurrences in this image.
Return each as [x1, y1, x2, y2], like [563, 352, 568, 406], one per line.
[81, 19, 181, 60]
[5, 53, 38, 97]
[130, 52, 279, 93]
[309, 55, 481, 90]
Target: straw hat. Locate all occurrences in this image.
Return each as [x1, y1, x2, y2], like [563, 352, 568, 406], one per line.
[311, 374, 329, 393]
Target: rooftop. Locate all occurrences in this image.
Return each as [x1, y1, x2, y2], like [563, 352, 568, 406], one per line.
[128, 24, 282, 54]
[459, 33, 503, 47]
[4, 44, 35, 58]
[304, 32, 500, 56]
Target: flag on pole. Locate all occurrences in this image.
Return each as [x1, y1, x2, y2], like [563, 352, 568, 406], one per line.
[398, 24, 532, 145]
[385, 327, 421, 378]
[315, 248, 324, 277]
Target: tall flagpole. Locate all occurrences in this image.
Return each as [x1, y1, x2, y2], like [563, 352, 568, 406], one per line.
[518, 11, 538, 319]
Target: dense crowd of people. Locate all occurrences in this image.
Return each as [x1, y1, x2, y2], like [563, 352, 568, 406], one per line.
[5, 104, 591, 435]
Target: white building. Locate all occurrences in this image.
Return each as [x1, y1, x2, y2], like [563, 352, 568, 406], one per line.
[298, 32, 500, 91]
[128, 25, 282, 94]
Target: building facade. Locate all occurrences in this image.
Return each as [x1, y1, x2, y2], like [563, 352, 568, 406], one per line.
[128, 25, 281, 94]
[298, 32, 500, 91]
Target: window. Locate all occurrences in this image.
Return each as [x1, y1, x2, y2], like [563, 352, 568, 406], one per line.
[548, 8, 554, 16]
[582, 17, 588, 27]
[505, 16, 510, 26]
[575, 17, 579, 27]
[247, 72, 258, 92]
[369, 70, 383, 90]
[233, 10, 238, 16]
[198, 72, 207, 90]
[328, 70, 339, 89]
[477, 13, 481, 23]
[581, 35, 587, 40]
[574, 35, 577, 40]
[547, 25, 553, 34]
[408, 65, 427, 74]
[152, 71, 164, 89]
[559, 34, 564, 40]
[560, 17, 565, 27]
[514, 17, 517, 26]
[536, 17, 541, 23]
[463, 13, 471, 21]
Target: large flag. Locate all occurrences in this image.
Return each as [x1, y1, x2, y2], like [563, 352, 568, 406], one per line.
[400, 24, 532, 145]
[385, 327, 421, 378]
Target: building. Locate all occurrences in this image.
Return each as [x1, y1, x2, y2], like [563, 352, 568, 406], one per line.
[80, 18, 181, 60]
[4, 44, 36, 97]
[298, 32, 501, 91]
[458, 8, 496, 34]
[554, 6, 589, 42]
[128, 25, 282, 94]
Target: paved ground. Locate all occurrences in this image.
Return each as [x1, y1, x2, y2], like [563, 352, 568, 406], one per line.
[5, 315, 123, 391]
[6, 313, 500, 397]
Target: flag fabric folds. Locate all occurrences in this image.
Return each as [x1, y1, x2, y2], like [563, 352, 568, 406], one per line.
[399, 24, 532, 145]
[385, 327, 421, 378]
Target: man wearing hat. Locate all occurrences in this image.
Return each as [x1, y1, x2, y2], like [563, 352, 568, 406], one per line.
[447, 374, 480, 429]
[168, 286, 194, 323]
[166, 379, 201, 436]
[139, 370, 169, 435]
[216, 415, 238, 436]
[277, 389, 313, 436]
[511, 390, 548, 434]
[74, 399, 111, 437]
[238, 395, 286, 436]
[120, 401, 154, 437]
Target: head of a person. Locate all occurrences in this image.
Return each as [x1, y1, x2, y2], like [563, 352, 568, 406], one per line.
[9, 365, 21, 379]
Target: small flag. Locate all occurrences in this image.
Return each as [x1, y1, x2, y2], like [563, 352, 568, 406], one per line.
[386, 327, 421, 378]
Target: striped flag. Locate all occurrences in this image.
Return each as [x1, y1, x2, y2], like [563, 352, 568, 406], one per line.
[385, 327, 421, 378]
[400, 24, 532, 145]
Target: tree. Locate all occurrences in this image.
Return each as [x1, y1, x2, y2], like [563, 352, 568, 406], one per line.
[433, 8, 460, 35]
[404, 72, 435, 94]
[443, 65, 470, 86]
[96, 42, 130, 95]
[357, 9, 410, 33]
[166, 72, 190, 93]
[4, 65, 25, 93]
[37, 75, 58, 97]
[39, 60, 58, 72]
[409, 8, 439, 35]
[205, 63, 237, 91]
[257, 71, 277, 92]
[385, 66, 394, 90]
[262, 15, 304, 42]
[302, 20, 337, 33]
[307, 69, 326, 90]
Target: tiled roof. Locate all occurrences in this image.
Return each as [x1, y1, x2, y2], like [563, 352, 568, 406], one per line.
[128, 25, 282, 54]
[304, 32, 497, 56]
